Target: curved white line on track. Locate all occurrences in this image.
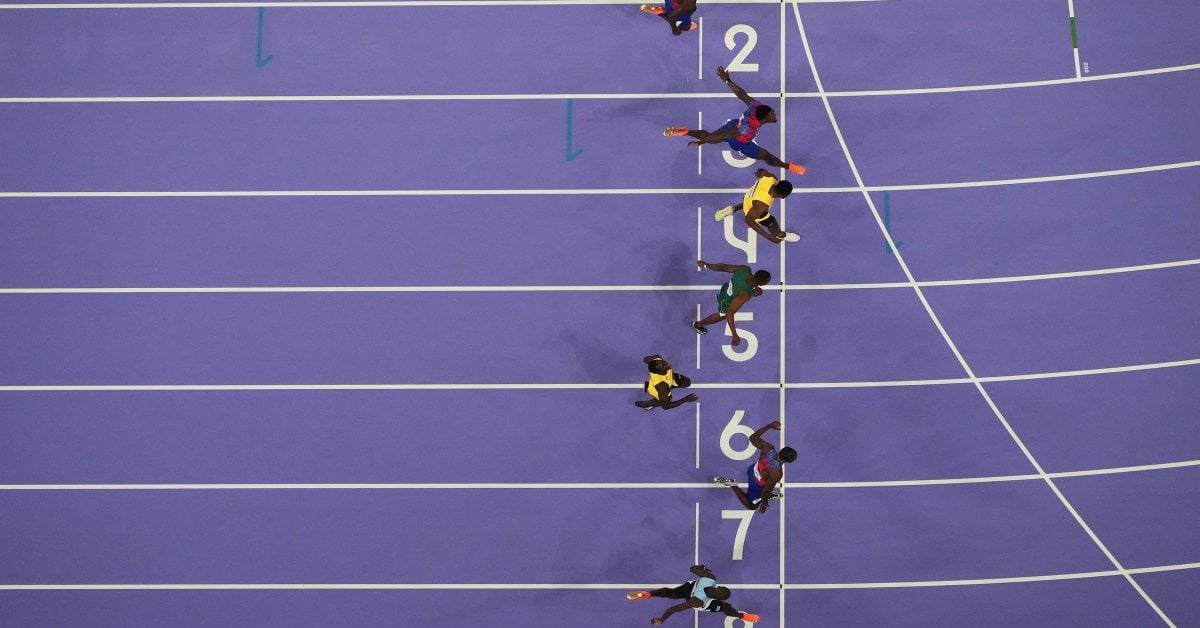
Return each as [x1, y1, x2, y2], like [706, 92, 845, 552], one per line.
[3, 458, 1200, 491]
[2, 64, 1195, 103]
[2, 160, 1196, 198]
[2, 357, 1199, 392]
[3, 257, 1198, 294]
[2, 562, 1198, 590]
[791, 4, 1175, 624]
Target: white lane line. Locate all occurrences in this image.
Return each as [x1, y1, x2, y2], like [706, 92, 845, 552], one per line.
[1068, 0, 1081, 79]
[4, 258, 1199, 295]
[2, 64, 1195, 102]
[2, 160, 1196, 198]
[5, 459, 1199, 490]
[778, 0, 789, 619]
[793, 5, 1175, 625]
[3, 357, 1199, 391]
[697, 17, 703, 81]
[3, 563, 1198, 590]
[0, 0, 886, 8]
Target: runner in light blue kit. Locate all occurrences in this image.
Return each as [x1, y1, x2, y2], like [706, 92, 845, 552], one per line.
[626, 564, 761, 624]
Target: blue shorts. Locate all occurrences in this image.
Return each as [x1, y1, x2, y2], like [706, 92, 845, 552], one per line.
[745, 464, 765, 503]
[718, 119, 762, 159]
[664, 0, 693, 30]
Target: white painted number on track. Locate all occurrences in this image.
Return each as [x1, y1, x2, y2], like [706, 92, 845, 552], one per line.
[721, 312, 758, 362]
[722, 216, 757, 263]
[721, 508, 755, 560]
[722, 150, 757, 169]
[720, 410, 757, 461]
[724, 25, 759, 73]
[721, 24, 760, 166]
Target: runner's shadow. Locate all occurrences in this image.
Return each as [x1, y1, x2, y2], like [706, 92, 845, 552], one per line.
[649, 240, 698, 351]
[560, 329, 628, 383]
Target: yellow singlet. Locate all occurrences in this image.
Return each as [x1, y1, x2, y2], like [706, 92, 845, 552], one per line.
[647, 368, 675, 400]
[742, 175, 776, 224]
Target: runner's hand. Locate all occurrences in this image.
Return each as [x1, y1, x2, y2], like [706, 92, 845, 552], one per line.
[716, 66, 730, 82]
[687, 140, 702, 148]
[651, 618, 665, 625]
[768, 421, 782, 430]
[682, 394, 699, 403]
[696, 260, 707, 270]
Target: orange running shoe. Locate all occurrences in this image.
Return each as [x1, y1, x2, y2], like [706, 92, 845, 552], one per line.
[741, 612, 761, 622]
[787, 163, 807, 175]
[664, 127, 689, 137]
[627, 591, 652, 600]
[687, 22, 699, 30]
[640, 3, 665, 14]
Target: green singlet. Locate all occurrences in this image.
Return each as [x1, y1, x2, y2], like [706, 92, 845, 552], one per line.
[717, 268, 754, 315]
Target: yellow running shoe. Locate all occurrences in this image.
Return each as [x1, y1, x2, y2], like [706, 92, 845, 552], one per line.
[663, 127, 689, 137]
[627, 591, 652, 600]
[713, 206, 735, 221]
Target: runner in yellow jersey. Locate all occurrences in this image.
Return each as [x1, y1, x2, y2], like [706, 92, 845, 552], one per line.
[635, 354, 698, 411]
[714, 168, 800, 244]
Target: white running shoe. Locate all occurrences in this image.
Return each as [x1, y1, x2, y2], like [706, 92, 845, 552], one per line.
[783, 232, 801, 243]
[713, 476, 737, 486]
[713, 206, 736, 221]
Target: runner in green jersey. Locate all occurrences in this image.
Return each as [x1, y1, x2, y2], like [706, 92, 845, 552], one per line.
[691, 260, 771, 347]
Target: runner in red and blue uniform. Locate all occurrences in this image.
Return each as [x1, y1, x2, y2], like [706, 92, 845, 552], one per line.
[715, 420, 796, 514]
[665, 66, 807, 174]
[640, 0, 698, 36]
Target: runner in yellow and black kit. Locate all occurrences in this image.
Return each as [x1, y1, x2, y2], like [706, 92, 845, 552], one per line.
[714, 168, 800, 244]
[635, 355, 698, 411]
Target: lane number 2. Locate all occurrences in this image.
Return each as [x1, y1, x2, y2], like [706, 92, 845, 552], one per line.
[721, 24, 759, 168]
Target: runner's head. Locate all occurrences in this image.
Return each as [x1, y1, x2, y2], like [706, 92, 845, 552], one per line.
[648, 357, 670, 374]
[778, 447, 797, 463]
[771, 180, 793, 198]
[752, 270, 771, 286]
[754, 104, 776, 124]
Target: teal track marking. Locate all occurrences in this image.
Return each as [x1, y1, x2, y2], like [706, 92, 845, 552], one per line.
[883, 191, 904, 253]
[565, 99, 583, 161]
[256, 7, 273, 68]
[1070, 16, 1078, 49]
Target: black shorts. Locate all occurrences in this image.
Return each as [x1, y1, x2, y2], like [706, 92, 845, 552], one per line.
[658, 582, 736, 614]
[757, 214, 779, 231]
[658, 582, 694, 599]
